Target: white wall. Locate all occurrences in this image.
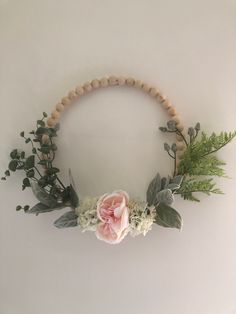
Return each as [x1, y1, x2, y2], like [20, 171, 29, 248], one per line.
[0, 1, 236, 313]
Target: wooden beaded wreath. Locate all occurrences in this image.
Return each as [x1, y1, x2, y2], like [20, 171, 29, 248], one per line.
[2, 75, 235, 244]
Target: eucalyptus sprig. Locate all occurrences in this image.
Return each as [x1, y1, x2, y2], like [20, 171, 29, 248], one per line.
[1, 113, 79, 219]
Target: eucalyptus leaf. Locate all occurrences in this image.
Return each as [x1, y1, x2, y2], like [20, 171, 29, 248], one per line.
[10, 149, 18, 159]
[46, 167, 60, 175]
[146, 173, 162, 206]
[35, 127, 47, 136]
[54, 211, 78, 229]
[156, 189, 174, 205]
[25, 155, 35, 170]
[39, 144, 51, 154]
[30, 181, 58, 208]
[155, 203, 182, 230]
[8, 160, 18, 172]
[23, 178, 30, 187]
[26, 169, 35, 178]
[37, 120, 45, 127]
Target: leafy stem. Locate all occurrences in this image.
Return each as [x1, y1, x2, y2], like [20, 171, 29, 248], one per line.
[173, 151, 177, 177]
[34, 166, 42, 178]
[201, 137, 234, 158]
[176, 130, 188, 147]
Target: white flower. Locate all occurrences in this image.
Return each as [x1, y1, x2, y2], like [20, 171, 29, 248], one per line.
[76, 197, 99, 232]
[129, 199, 155, 237]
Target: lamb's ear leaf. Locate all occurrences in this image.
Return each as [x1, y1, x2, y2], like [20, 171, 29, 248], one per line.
[69, 185, 79, 208]
[30, 181, 58, 208]
[69, 169, 77, 191]
[167, 183, 180, 191]
[171, 175, 184, 186]
[146, 173, 162, 206]
[155, 203, 182, 230]
[54, 211, 78, 229]
[68, 169, 79, 208]
[156, 189, 174, 205]
[27, 203, 65, 215]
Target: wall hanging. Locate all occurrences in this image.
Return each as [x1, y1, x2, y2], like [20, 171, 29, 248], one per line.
[2, 76, 235, 244]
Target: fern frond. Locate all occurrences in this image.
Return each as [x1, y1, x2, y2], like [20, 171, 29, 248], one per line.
[178, 131, 236, 177]
[177, 176, 223, 202]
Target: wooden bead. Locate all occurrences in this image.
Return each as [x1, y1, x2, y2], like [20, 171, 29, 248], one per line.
[61, 97, 71, 106]
[47, 117, 56, 127]
[158, 94, 166, 103]
[51, 110, 60, 120]
[176, 134, 184, 142]
[83, 82, 92, 92]
[42, 134, 50, 144]
[161, 99, 172, 109]
[134, 80, 142, 88]
[176, 141, 185, 150]
[172, 115, 181, 125]
[75, 86, 84, 96]
[149, 87, 158, 97]
[142, 84, 150, 93]
[176, 123, 184, 132]
[68, 90, 77, 100]
[176, 159, 181, 168]
[56, 103, 65, 112]
[177, 150, 184, 158]
[91, 79, 100, 88]
[126, 77, 135, 86]
[168, 107, 177, 116]
[100, 77, 109, 87]
[108, 76, 118, 86]
[117, 77, 126, 85]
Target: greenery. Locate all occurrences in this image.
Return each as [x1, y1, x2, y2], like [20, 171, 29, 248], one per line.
[159, 120, 235, 202]
[176, 177, 223, 202]
[1, 112, 79, 226]
[146, 172, 183, 229]
[2, 112, 235, 233]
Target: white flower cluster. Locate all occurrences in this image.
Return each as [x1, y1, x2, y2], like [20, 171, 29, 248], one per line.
[75, 197, 99, 232]
[75, 196, 156, 237]
[129, 199, 155, 237]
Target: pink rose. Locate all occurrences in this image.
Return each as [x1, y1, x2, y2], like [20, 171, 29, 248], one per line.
[96, 191, 130, 244]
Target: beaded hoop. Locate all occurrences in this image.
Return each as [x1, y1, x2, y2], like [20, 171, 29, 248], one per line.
[2, 75, 235, 244]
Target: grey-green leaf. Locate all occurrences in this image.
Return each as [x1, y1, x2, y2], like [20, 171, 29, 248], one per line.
[8, 160, 18, 172]
[27, 202, 65, 215]
[146, 173, 162, 206]
[156, 189, 174, 205]
[70, 185, 79, 208]
[155, 203, 182, 229]
[30, 181, 58, 208]
[167, 183, 180, 191]
[27, 203, 54, 215]
[69, 169, 79, 208]
[69, 169, 77, 191]
[54, 211, 78, 229]
[25, 155, 35, 170]
[171, 175, 183, 186]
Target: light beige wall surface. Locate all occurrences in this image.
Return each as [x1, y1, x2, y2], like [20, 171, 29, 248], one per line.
[0, 0, 236, 313]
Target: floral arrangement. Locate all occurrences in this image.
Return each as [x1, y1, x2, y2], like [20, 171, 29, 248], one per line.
[2, 112, 235, 244]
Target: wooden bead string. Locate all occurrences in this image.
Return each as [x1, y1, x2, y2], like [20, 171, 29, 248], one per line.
[46, 76, 185, 161]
